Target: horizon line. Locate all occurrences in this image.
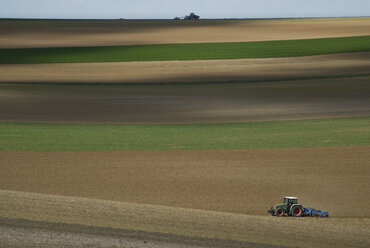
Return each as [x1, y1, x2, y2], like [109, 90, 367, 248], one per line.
[1, 16, 370, 21]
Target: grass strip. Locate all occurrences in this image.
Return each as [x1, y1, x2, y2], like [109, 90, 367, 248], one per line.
[0, 36, 370, 64]
[0, 117, 369, 151]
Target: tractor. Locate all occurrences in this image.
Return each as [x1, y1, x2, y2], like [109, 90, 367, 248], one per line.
[185, 13, 200, 20]
[268, 196, 304, 217]
[174, 13, 200, 20]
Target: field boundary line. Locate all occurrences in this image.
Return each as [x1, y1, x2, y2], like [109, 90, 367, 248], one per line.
[1, 72, 369, 86]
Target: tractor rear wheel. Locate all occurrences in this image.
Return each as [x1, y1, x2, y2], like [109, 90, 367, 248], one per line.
[291, 206, 303, 217]
[276, 208, 284, 217]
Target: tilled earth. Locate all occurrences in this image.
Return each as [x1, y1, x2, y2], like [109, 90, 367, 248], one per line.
[1, 146, 369, 217]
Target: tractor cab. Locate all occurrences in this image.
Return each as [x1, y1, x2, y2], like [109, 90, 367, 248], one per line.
[283, 196, 298, 207]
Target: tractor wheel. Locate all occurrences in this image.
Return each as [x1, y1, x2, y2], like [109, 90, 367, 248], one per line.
[276, 208, 284, 217]
[291, 206, 303, 217]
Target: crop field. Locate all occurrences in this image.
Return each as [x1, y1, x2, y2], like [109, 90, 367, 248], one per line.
[0, 18, 370, 248]
[1, 117, 370, 151]
[1, 36, 370, 64]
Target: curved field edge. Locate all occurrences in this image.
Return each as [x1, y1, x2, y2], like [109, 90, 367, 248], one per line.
[0, 117, 369, 151]
[1, 190, 369, 248]
[0, 36, 369, 64]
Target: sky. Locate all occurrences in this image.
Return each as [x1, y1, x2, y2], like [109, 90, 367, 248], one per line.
[1, 0, 370, 19]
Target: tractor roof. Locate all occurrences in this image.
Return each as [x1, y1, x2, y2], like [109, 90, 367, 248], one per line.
[284, 196, 298, 199]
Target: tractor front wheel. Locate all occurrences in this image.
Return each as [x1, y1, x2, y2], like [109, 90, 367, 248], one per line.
[276, 208, 284, 217]
[291, 206, 303, 217]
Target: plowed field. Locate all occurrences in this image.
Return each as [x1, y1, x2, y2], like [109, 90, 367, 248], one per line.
[0, 146, 369, 247]
[1, 146, 369, 217]
[1, 76, 369, 123]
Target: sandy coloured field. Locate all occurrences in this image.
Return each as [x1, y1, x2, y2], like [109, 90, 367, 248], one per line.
[1, 76, 369, 123]
[0, 146, 369, 247]
[0, 220, 212, 248]
[1, 18, 370, 48]
[1, 52, 369, 84]
[1, 190, 370, 248]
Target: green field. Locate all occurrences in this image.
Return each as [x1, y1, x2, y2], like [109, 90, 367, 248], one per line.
[1, 117, 369, 151]
[1, 36, 370, 64]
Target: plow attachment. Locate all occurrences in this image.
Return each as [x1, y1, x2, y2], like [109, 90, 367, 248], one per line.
[303, 207, 329, 217]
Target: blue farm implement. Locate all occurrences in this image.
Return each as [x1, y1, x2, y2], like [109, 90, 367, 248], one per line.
[268, 197, 329, 217]
[303, 207, 329, 217]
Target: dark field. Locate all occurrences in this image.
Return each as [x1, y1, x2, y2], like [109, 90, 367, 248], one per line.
[1, 76, 369, 124]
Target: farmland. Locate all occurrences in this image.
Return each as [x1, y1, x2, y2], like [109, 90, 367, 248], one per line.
[0, 17, 370, 248]
[0, 76, 369, 124]
[1, 187, 370, 248]
[1, 52, 370, 84]
[1, 117, 370, 151]
[1, 146, 370, 247]
[1, 36, 370, 64]
[1, 18, 370, 48]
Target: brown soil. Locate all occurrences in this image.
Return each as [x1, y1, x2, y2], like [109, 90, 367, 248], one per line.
[1, 76, 369, 124]
[0, 146, 369, 247]
[1, 146, 369, 217]
[1, 52, 370, 84]
[1, 18, 370, 48]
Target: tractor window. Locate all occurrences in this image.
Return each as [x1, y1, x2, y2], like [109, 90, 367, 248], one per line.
[284, 198, 298, 204]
